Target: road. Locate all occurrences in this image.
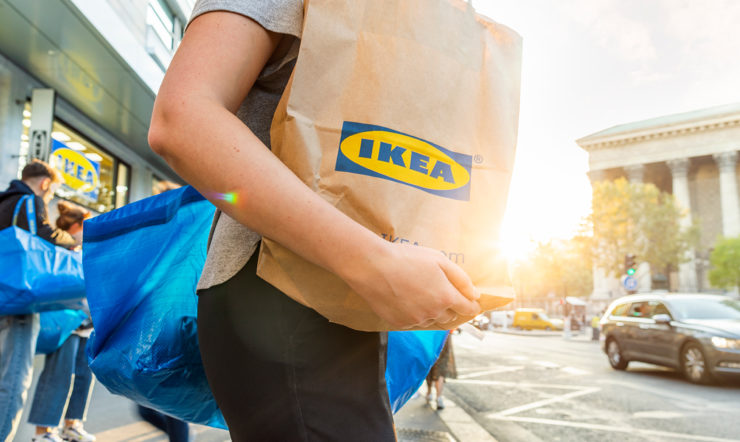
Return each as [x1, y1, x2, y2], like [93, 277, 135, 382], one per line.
[445, 330, 740, 442]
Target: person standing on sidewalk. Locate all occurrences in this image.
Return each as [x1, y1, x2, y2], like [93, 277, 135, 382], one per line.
[148, 1, 481, 440]
[425, 335, 457, 410]
[27, 202, 96, 442]
[0, 160, 75, 442]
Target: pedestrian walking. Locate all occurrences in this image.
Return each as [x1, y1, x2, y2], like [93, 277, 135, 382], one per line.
[0, 160, 75, 442]
[147, 1, 480, 440]
[27, 202, 96, 442]
[591, 313, 601, 341]
[425, 335, 457, 410]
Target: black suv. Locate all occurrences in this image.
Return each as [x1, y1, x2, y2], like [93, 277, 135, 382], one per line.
[600, 294, 740, 383]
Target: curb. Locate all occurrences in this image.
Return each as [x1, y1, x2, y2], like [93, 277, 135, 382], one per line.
[397, 427, 455, 442]
[490, 330, 600, 343]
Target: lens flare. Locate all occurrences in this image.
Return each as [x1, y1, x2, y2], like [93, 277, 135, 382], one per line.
[210, 192, 239, 205]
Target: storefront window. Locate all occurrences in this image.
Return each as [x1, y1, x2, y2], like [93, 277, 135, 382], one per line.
[49, 120, 116, 212]
[19, 102, 128, 213]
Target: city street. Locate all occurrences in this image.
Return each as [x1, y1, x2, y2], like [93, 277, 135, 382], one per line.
[14, 329, 740, 441]
[439, 331, 740, 442]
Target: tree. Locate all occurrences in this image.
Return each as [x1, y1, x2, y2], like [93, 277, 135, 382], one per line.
[708, 236, 740, 292]
[587, 177, 698, 278]
[511, 237, 593, 300]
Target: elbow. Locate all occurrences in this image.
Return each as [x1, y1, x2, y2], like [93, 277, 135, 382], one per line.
[148, 95, 187, 158]
[148, 107, 172, 158]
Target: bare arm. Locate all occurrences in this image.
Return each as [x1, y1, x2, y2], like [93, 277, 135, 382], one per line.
[148, 11, 480, 328]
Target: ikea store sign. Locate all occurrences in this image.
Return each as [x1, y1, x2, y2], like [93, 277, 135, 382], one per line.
[51, 139, 100, 200]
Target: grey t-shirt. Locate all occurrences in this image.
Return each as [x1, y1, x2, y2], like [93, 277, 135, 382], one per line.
[188, 0, 303, 290]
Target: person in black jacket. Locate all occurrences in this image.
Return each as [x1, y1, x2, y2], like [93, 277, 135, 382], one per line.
[0, 160, 75, 442]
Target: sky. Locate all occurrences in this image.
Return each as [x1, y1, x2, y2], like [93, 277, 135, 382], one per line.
[470, 0, 740, 259]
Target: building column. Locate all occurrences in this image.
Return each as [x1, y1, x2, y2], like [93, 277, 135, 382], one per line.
[667, 158, 697, 292]
[713, 151, 740, 237]
[624, 164, 645, 184]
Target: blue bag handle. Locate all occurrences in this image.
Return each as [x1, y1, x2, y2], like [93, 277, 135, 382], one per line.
[12, 194, 37, 235]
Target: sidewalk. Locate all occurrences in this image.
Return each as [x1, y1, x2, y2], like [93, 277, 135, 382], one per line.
[395, 393, 454, 442]
[395, 387, 499, 442]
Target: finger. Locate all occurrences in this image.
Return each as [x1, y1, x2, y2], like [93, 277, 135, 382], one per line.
[448, 287, 482, 318]
[438, 258, 479, 301]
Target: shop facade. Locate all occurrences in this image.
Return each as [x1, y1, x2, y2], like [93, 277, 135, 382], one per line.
[0, 0, 192, 214]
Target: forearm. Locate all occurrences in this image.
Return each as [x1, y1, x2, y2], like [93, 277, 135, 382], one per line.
[150, 100, 387, 279]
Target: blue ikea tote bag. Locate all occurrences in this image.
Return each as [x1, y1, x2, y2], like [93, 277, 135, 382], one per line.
[0, 195, 86, 314]
[36, 309, 89, 355]
[84, 185, 445, 427]
[83, 186, 224, 428]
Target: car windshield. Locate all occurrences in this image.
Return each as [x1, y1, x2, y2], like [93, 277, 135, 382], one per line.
[668, 297, 740, 320]
[539, 312, 550, 321]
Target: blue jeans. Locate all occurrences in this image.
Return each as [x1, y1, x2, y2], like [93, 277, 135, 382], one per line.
[28, 335, 94, 427]
[0, 314, 40, 442]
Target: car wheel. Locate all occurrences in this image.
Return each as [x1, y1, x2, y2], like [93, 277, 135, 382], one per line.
[515, 326, 522, 330]
[681, 342, 713, 384]
[545, 326, 552, 331]
[606, 338, 629, 370]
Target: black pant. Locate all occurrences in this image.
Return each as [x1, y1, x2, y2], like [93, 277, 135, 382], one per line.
[137, 406, 190, 442]
[197, 254, 395, 442]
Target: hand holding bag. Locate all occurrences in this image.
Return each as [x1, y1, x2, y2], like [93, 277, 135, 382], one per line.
[258, 0, 522, 331]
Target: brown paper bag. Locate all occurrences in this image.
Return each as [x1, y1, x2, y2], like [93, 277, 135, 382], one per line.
[258, 0, 522, 331]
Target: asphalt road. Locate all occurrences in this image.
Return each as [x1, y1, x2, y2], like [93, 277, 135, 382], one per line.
[446, 330, 740, 442]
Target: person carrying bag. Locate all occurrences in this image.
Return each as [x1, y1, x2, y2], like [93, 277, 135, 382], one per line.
[147, 0, 521, 439]
[0, 160, 81, 442]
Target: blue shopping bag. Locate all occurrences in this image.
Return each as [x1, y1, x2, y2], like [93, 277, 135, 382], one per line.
[83, 186, 223, 428]
[386, 330, 448, 412]
[84, 185, 444, 427]
[36, 309, 88, 355]
[0, 195, 86, 314]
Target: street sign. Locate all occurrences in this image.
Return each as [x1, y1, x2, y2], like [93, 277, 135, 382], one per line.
[622, 275, 638, 291]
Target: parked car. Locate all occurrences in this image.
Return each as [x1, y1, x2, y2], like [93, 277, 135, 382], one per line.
[490, 310, 514, 328]
[512, 308, 563, 331]
[471, 314, 491, 330]
[600, 293, 740, 384]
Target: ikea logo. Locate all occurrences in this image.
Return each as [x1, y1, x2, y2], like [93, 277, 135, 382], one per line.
[335, 122, 472, 201]
[50, 145, 99, 194]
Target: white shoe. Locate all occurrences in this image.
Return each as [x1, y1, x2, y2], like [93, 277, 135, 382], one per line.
[61, 423, 96, 442]
[436, 396, 445, 410]
[32, 431, 64, 442]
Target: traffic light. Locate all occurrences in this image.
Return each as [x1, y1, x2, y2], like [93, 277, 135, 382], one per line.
[624, 254, 637, 276]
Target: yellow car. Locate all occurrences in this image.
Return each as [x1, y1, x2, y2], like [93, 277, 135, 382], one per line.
[512, 308, 563, 331]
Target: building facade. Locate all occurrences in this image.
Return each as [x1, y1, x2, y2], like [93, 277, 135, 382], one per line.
[578, 103, 740, 303]
[0, 0, 195, 215]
